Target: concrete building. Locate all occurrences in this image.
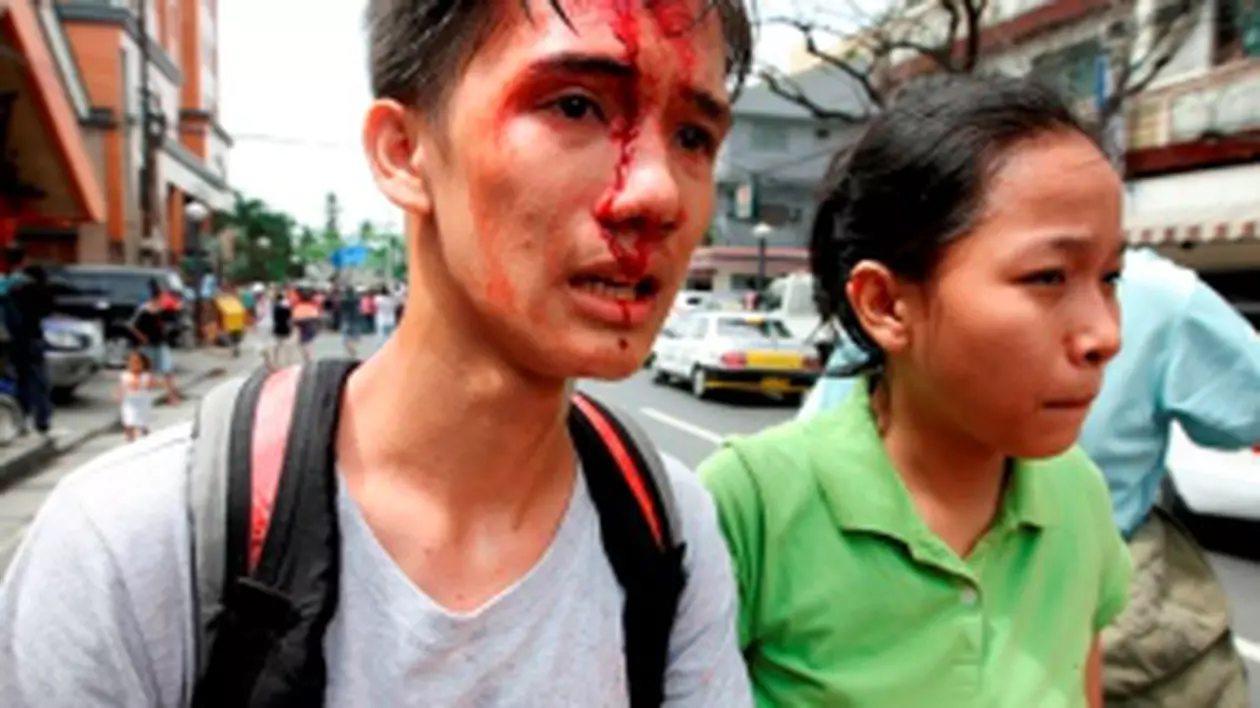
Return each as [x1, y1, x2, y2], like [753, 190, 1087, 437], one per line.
[720, 0, 1259, 300]
[0, 0, 107, 257]
[45, 0, 233, 266]
[691, 66, 869, 291]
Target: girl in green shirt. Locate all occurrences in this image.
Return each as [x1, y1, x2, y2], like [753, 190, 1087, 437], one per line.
[700, 74, 1133, 707]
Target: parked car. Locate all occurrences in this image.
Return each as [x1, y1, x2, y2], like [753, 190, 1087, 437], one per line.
[46, 265, 192, 368]
[43, 315, 105, 399]
[650, 311, 822, 401]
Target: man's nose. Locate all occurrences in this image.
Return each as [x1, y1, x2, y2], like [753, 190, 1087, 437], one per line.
[595, 132, 682, 237]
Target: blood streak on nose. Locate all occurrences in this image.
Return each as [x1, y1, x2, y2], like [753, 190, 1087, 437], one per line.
[594, 2, 702, 325]
[593, 1, 646, 324]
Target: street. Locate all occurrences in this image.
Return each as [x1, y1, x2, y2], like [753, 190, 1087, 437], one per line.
[1, 332, 1257, 705]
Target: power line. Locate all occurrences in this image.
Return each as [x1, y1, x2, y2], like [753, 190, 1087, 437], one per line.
[232, 133, 360, 150]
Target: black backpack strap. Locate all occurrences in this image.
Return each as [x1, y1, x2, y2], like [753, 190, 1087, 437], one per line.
[569, 392, 687, 708]
[190, 359, 358, 708]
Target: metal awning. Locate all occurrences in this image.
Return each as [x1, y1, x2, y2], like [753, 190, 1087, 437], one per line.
[1125, 203, 1260, 246]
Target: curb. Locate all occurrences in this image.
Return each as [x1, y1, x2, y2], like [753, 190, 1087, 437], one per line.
[0, 365, 230, 491]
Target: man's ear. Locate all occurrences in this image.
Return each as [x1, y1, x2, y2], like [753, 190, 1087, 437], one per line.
[363, 100, 433, 216]
[845, 260, 911, 356]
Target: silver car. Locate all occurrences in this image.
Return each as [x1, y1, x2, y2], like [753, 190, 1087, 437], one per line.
[44, 315, 105, 398]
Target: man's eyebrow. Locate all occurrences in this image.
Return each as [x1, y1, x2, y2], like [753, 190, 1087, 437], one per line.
[682, 85, 731, 126]
[525, 52, 731, 125]
[525, 52, 636, 80]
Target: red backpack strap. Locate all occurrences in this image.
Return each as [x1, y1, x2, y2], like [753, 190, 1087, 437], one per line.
[568, 391, 684, 708]
[192, 359, 358, 707]
[571, 393, 665, 546]
[246, 365, 303, 572]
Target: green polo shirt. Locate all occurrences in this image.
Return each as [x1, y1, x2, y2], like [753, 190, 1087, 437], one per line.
[699, 384, 1132, 707]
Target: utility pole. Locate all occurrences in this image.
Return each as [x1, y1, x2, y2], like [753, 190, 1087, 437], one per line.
[137, 0, 160, 260]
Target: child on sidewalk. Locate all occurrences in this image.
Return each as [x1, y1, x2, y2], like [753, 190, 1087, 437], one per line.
[114, 350, 159, 442]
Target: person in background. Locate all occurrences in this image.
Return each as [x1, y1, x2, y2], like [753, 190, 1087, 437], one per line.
[340, 286, 363, 358]
[239, 284, 257, 328]
[4, 255, 55, 438]
[800, 246, 1257, 706]
[128, 279, 179, 405]
[0, 246, 25, 296]
[373, 284, 400, 338]
[292, 287, 322, 363]
[702, 74, 1130, 706]
[114, 349, 159, 442]
[268, 285, 294, 369]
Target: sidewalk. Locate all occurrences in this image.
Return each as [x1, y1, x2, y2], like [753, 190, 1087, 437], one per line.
[0, 341, 262, 490]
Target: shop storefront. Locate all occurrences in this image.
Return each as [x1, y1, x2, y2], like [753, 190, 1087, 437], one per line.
[0, 0, 105, 258]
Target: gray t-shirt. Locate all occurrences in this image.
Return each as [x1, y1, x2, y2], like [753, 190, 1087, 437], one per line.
[0, 423, 751, 707]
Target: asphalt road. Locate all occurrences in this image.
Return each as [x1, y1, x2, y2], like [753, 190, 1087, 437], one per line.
[2, 332, 1256, 703]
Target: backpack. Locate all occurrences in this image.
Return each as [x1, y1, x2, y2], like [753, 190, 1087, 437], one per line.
[185, 359, 687, 707]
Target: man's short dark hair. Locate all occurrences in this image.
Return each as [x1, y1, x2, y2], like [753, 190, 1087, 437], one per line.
[366, 0, 753, 115]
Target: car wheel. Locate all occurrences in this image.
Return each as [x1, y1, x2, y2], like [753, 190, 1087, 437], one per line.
[643, 352, 655, 370]
[651, 363, 669, 385]
[104, 336, 131, 369]
[690, 367, 710, 399]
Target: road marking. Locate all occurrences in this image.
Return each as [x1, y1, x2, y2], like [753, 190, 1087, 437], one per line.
[1238, 636, 1260, 664]
[639, 408, 725, 445]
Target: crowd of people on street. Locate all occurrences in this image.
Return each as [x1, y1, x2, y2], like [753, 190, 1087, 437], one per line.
[0, 2, 1257, 707]
[245, 281, 405, 367]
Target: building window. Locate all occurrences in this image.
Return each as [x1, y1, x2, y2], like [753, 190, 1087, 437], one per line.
[1216, 0, 1260, 63]
[749, 122, 789, 152]
[758, 202, 803, 227]
[1030, 39, 1104, 105]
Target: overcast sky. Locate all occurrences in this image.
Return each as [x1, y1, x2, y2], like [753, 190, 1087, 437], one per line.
[217, 1, 812, 231]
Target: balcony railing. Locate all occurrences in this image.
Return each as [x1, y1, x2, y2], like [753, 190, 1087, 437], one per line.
[1127, 58, 1260, 149]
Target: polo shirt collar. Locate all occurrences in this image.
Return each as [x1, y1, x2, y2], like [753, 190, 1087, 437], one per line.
[805, 379, 1058, 548]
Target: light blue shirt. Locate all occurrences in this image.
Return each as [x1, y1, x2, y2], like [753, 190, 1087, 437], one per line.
[798, 249, 1260, 538]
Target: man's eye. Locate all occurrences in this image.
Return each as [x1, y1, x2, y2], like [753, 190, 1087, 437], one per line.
[677, 125, 716, 155]
[551, 95, 604, 122]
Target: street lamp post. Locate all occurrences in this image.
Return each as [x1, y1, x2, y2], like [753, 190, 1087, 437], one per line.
[184, 200, 211, 345]
[752, 222, 773, 294]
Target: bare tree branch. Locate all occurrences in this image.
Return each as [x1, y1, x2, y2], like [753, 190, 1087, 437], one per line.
[759, 0, 1201, 140]
[770, 15, 887, 107]
[757, 65, 874, 123]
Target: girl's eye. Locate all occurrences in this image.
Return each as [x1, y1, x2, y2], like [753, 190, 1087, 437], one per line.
[551, 95, 604, 122]
[677, 124, 716, 155]
[1020, 269, 1067, 286]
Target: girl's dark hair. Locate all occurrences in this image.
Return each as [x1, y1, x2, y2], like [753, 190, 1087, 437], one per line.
[810, 73, 1101, 374]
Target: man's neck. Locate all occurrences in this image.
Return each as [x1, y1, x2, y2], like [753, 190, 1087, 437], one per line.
[335, 285, 575, 521]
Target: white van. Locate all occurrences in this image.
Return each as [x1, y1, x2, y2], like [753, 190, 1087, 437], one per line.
[762, 272, 835, 347]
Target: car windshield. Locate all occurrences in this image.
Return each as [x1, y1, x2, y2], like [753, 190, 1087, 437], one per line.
[52, 270, 181, 303]
[716, 317, 792, 339]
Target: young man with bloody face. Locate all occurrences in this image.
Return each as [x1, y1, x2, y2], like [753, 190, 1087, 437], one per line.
[0, 2, 755, 706]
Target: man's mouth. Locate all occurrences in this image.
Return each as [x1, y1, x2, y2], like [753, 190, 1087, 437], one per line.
[570, 274, 661, 302]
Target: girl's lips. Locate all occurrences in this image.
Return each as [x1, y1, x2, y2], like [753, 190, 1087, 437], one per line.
[1043, 397, 1096, 410]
